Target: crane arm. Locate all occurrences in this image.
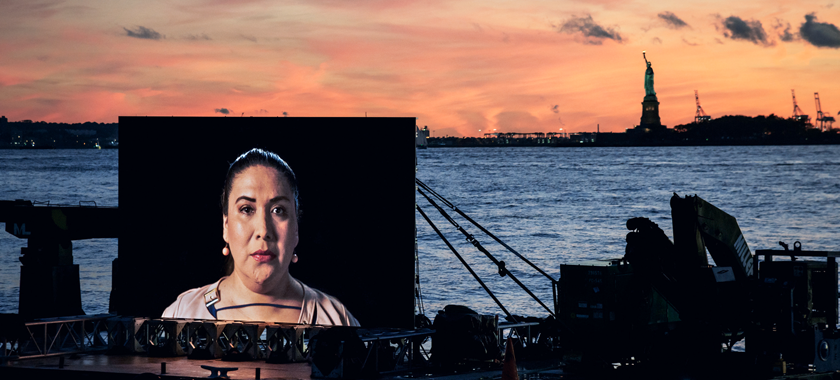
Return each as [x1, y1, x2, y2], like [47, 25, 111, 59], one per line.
[671, 194, 754, 279]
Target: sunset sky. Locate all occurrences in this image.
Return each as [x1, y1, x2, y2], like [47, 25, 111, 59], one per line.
[1, 0, 839, 136]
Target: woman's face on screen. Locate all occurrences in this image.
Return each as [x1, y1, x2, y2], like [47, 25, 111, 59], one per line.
[223, 164, 299, 289]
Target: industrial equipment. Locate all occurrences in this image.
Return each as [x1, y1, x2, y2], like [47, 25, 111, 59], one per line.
[815, 92, 836, 131]
[750, 245, 840, 374]
[695, 90, 711, 123]
[558, 194, 840, 376]
[792, 90, 811, 124]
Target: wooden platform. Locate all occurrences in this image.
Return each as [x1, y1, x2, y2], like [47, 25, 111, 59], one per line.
[1, 354, 312, 379]
[0, 353, 567, 380]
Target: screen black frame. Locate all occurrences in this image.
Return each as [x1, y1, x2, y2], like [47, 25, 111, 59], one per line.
[116, 116, 416, 328]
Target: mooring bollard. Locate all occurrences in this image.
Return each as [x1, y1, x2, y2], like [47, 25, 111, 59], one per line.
[59, 356, 64, 369]
[161, 362, 167, 374]
[201, 365, 239, 378]
[256, 367, 261, 380]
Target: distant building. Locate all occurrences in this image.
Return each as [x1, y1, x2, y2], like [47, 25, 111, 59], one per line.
[571, 132, 597, 143]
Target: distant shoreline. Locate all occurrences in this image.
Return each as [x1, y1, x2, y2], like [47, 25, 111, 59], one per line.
[424, 115, 840, 148]
[0, 146, 117, 150]
[425, 139, 840, 148]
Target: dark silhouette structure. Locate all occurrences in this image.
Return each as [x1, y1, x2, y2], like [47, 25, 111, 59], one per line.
[695, 90, 711, 123]
[792, 89, 810, 124]
[815, 92, 835, 131]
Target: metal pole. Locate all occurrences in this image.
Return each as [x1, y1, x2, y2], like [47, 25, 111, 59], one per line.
[830, 257, 838, 332]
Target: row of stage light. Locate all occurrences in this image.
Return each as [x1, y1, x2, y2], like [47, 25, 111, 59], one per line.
[108, 317, 325, 362]
[4, 315, 436, 377]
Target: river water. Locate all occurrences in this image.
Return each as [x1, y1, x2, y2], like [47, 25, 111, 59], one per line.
[1, 146, 839, 321]
[0, 149, 118, 314]
[414, 145, 840, 317]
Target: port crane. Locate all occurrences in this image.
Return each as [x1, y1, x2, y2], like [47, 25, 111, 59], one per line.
[791, 89, 810, 123]
[815, 92, 835, 131]
[694, 90, 711, 123]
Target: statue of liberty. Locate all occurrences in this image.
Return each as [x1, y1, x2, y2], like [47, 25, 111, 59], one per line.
[638, 51, 662, 128]
[643, 51, 655, 97]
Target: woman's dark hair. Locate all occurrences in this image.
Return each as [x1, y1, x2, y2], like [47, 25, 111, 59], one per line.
[222, 148, 301, 275]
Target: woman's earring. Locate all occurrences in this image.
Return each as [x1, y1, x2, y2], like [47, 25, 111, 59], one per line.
[222, 244, 230, 256]
[292, 253, 298, 263]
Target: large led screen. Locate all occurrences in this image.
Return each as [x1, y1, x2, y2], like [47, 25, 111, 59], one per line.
[117, 117, 416, 328]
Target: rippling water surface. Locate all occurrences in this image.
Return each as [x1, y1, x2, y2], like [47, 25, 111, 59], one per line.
[0, 149, 118, 314]
[1, 146, 839, 320]
[415, 145, 840, 317]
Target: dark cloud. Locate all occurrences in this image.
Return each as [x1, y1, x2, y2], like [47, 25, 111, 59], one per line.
[256, 109, 269, 114]
[36, 98, 61, 107]
[558, 15, 624, 45]
[123, 26, 163, 40]
[800, 13, 840, 48]
[658, 12, 689, 29]
[775, 19, 796, 42]
[720, 16, 771, 45]
[780, 28, 795, 42]
[682, 38, 698, 46]
[215, 108, 231, 114]
[282, 112, 288, 117]
[185, 33, 211, 41]
[241, 34, 257, 42]
[550, 106, 564, 125]
[652, 37, 663, 44]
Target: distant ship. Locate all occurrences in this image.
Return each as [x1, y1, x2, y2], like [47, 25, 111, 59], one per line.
[416, 125, 429, 149]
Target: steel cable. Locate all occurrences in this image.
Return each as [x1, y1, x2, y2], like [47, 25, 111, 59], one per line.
[416, 179, 556, 283]
[416, 204, 514, 320]
[418, 187, 554, 317]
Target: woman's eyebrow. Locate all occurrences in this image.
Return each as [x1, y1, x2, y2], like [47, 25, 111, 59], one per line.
[234, 195, 290, 203]
[269, 196, 291, 204]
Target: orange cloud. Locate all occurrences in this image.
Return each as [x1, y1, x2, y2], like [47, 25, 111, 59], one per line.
[0, 1, 837, 136]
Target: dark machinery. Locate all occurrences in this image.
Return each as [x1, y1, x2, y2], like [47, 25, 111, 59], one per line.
[558, 194, 839, 376]
[751, 246, 840, 373]
[0, 200, 118, 319]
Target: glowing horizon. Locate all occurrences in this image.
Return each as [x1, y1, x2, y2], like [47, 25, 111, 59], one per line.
[1, 0, 839, 136]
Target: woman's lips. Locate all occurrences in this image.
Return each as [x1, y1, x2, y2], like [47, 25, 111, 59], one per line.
[251, 250, 276, 263]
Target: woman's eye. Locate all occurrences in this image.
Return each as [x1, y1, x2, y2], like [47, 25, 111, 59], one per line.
[239, 205, 253, 214]
[272, 207, 286, 215]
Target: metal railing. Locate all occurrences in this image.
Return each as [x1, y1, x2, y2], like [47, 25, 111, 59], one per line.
[2, 314, 114, 359]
